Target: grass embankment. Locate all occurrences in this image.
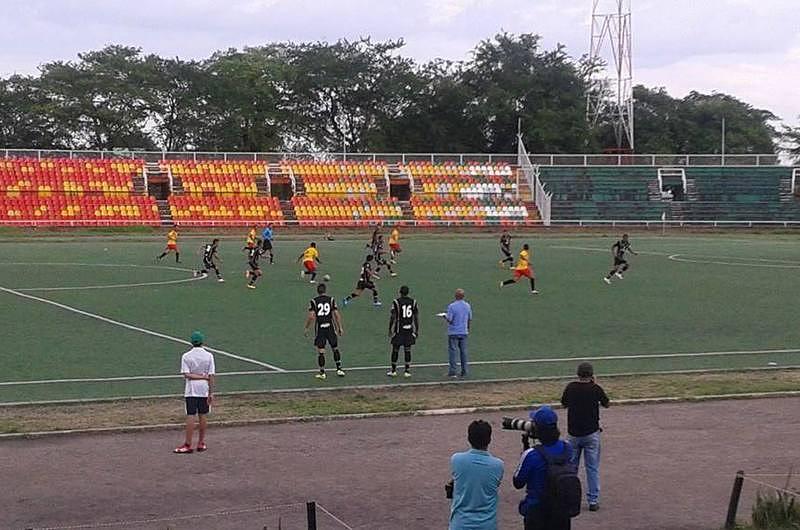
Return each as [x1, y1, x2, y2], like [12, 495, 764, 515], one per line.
[1, 370, 798, 435]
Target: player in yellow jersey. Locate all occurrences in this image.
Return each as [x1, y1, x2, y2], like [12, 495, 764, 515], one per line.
[500, 243, 538, 294]
[296, 242, 321, 283]
[157, 229, 180, 263]
[243, 226, 257, 251]
[388, 226, 401, 263]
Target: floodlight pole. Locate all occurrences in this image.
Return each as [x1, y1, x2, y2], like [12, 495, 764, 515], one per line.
[586, 0, 635, 151]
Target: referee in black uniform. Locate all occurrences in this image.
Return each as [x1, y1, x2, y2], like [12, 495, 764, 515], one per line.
[387, 285, 419, 378]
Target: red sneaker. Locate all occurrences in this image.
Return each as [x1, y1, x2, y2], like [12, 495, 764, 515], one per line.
[173, 444, 193, 454]
[196, 442, 207, 452]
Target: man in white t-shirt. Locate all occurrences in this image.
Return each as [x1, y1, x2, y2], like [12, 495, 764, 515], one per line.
[174, 331, 215, 454]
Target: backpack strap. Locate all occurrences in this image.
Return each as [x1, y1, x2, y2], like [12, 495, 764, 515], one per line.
[534, 442, 568, 465]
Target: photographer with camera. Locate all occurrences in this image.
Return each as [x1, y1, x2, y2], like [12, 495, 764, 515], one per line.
[512, 406, 580, 530]
[447, 420, 504, 530]
[560, 362, 610, 512]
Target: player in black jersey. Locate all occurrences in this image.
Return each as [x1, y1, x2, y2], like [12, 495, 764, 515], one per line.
[342, 254, 382, 307]
[245, 240, 264, 289]
[372, 234, 397, 277]
[387, 285, 419, 378]
[367, 223, 382, 249]
[304, 283, 345, 380]
[604, 234, 638, 284]
[194, 238, 224, 282]
[499, 230, 513, 268]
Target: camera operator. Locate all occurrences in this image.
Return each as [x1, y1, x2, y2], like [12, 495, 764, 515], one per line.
[512, 406, 576, 530]
[561, 362, 609, 512]
[448, 420, 504, 530]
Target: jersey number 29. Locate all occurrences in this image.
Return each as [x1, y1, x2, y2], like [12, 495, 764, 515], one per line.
[317, 303, 331, 316]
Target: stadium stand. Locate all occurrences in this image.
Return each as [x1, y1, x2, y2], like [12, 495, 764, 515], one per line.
[539, 166, 664, 221]
[292, 196, 402, 225]
[164, 161, 264, 194]
[0, 158, 159, 225]
[411, 197, 530, 225]
[169, 195, 283, 224]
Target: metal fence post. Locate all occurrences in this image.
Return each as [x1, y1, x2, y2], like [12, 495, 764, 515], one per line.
[724, 471, 745, 529]
[306, 501, 317, 530]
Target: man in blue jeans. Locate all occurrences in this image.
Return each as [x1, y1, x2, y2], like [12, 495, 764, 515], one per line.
[443, 288, 472, 378]
[560, 362, 610, 511]
[449, 419, 504, 530]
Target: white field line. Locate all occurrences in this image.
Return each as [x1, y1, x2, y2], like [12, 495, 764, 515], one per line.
[0, 286, 285, 372]
[2, 347, 798, 386]
[668, 254, 800, 269]
[549, 245, 670, 256]
[0, 261, 207, 291]
[3, 366, 800, 408]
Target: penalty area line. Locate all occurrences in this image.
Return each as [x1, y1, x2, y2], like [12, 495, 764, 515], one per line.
[0, 285, 285, 372]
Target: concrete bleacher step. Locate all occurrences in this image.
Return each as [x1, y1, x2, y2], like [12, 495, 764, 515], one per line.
[685, 179, 698, 201]
[779, 177, 794, 202]
[399, 201, 414, 221]
[294, 175, 305, 196]
[172, 176, 184, 194]
[647, 180, 662, 201]
[280, 200, 297, 221]
[131, 174, 146, 195]
[375, 177, 389, 198]
[155, 199, 174, 227]
[255, 176, 270, 196]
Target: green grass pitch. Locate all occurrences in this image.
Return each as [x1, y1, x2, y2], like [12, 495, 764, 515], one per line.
[1, 232, 799, 404]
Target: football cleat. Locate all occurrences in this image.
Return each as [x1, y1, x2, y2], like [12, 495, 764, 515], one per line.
[390, 272, 397, 277]
[403, 371, 412, 378]
[336, 369, 346, 377]
[247, 284, 256, 289]
[386, 370, 398, 377]
[615, 272, 624, 279]
[315, 372, 327, 380]
[603, 277, 612, 284]
[217, 278, 225, 283]
[531, 290, 540, 295]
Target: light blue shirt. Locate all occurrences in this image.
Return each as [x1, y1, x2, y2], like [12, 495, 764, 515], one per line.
[261, 227, 273, 241]
[446, 300, 472, 336]
[450, 448, 504, 530]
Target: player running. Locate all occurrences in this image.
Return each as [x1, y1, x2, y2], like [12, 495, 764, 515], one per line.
[604, 233, 638, 284]
[342, 254, 382, 307]
[500, 243, 538, 294]
[243, 226, 257, 251]
[499, 230, 513, 268]
[245, 240, 264, 289]
[372, 234, 396, 277]
[388, 226, 402, 263]
[367, 223, 382, 249]
[261, 224, 275, 265]
[387, 285, 419, 378]
[304, 282, 345, 380]
[194, 239, 224, 282]
[157, 229, 181, 263]
[297, 242, 321, 283]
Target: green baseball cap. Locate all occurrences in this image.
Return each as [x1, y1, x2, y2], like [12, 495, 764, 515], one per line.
[190, 331, 205, 346]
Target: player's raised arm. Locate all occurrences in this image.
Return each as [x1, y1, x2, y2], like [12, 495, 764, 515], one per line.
[389, 300, 397, 337]
[413, 300, 420, 336]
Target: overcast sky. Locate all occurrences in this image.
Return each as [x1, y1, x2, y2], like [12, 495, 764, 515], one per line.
[2, 0, 798, 126]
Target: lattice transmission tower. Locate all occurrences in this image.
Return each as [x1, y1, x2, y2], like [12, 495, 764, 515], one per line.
[586, 0, 634, 151]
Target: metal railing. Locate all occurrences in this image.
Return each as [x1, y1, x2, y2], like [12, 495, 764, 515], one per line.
[0, 149, 787, 167]
[518, 141, 552, 226]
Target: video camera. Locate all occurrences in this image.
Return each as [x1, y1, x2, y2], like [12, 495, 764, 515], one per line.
[501, 416, 538, 450]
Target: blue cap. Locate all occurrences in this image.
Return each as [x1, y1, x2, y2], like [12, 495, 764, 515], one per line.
[530, 406, 558, 426]
[190, 331, 204, 346]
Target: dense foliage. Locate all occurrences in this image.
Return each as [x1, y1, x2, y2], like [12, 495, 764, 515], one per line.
[0, 35, 786, 154]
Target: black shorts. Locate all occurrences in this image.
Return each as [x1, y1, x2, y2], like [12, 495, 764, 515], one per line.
[501, 247, 511, 258]
[249, 262, 260, 272]
[391, 332, 416, 348]
[262, 239, 273, 251]
[185, 396, 210, 415]
[203, 258, 215, 269]
[357, 280, 375, 291]
[614, 257, 627, 267]
[314, 327, 338, 349]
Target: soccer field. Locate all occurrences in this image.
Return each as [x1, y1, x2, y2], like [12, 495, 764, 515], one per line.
[1, 232, 799, 404]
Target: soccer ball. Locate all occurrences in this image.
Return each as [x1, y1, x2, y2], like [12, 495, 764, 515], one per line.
[323, 274, 331, 282]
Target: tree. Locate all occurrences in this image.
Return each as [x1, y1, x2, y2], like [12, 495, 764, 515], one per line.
[461, 33, 597, 153]
[780, 120, 800, 162]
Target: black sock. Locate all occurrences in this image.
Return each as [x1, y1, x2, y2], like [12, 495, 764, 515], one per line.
[391, 348, 399, 371]
[502, 279, 515, 286]
[622, 264, 629, 272]
[345, 293, 356, 302]
[175, 253, 180, 262]
[157, 252, 166, 259]
[310, 272, 317, 281]
[607, 270, 616, 278]
[269, 253, 274, 264]
[372, 290, 379, 303]
[333, 349, 342, 369]
[530, 278, 536, 291]
[318, 353, 325, 372]
[404, 349, 412, 371]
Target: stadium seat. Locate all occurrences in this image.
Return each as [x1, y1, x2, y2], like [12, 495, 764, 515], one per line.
[163, 161, 265, 194]
[168, 195, 284, 225]
[291, 196, 402, 225]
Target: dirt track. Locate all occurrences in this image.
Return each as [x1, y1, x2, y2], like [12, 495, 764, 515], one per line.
[2, 397, 798, 530]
